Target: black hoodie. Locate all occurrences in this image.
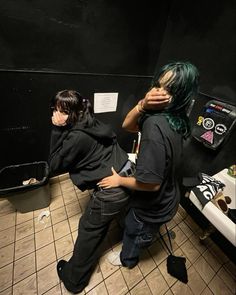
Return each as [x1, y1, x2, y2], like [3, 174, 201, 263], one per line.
[49, 119, 128, 191]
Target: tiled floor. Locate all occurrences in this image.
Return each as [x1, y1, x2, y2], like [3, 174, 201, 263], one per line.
[0, 174, 235, 295]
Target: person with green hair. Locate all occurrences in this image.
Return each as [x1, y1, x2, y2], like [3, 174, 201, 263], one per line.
[98, 61, 199, 268]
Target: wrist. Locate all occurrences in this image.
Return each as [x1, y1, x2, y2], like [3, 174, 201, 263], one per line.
[136, 100, 146, 113]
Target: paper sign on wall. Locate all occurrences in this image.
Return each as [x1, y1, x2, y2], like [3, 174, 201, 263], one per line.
[94, 93, 118, 113]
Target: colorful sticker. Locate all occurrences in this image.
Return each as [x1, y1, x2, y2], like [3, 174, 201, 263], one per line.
[197, 116, 204, 126]
[201, 131, 214, 144]
[215, 124, 227, 135]
[203, 118, 215, 130]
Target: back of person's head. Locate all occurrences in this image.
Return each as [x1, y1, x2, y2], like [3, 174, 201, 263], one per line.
[51, 90, 95, 126]
[151, 61, 199, 138]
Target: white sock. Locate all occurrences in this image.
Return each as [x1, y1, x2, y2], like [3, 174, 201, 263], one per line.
[107, 250, 122, 266]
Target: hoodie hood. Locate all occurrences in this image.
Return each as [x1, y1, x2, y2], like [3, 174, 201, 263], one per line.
[71, 119, 117, 142]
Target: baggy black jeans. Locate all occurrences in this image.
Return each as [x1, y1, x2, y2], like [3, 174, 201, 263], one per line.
[120, 208, 163, 268]
[60, 162, 134, 292]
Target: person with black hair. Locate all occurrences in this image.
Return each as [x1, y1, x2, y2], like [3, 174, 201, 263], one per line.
[98, 61, 199, 268]
[49, 89, 136, 293]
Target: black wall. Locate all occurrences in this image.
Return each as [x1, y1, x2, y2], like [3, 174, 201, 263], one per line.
[156, 0, 236, 177]
[0, 0, 171, 169]
[0, 0, 235, 175]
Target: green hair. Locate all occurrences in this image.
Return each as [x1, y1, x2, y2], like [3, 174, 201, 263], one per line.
[151, 61, 199, 137]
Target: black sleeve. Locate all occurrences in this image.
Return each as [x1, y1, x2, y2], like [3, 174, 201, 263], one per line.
[48, 127, 83, 173]
[135, 118, 166, 184]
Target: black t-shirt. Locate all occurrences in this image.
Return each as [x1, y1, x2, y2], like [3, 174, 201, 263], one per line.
[131, 114, 182, 223]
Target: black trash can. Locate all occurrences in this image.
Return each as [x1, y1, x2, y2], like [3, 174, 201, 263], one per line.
[0, 161, 51, 213]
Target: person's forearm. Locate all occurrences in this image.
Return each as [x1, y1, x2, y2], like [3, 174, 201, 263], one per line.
[122, 101, 144, 132]
[119, 176, 160, 192]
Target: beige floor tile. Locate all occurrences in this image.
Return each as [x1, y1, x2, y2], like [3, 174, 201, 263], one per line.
[208, 243, 229, 265]
[223, 260, 236, 280]
[49, 175, 60, 184]
[14, 234, 35, 260]
[105, 269, 128, 295]
[55, 234, 74, 259]
[50, 195, 64, 211]
[178, 221, 193, 238]
[172, 211, 185, 225]
[71, 230, 78, 244]
[165, 219, 176, 231]
[0, 244, 14, 268]
[36, 242, 57, 271]
[138, 249, 156, 276]
[51, 206, 67, 225]
[130, 279, 152, 295]
[180, 239, 201, 263]
[171, 226, 188, 247]
[99, 252, 120, 279]
[53, 220, 71, 240]
[0, 199, 15, 217]
[171, 280, 194, 295]
[187, 265, 207, 295]
[194, 256, 215, 284]
[50, 183, 62, 198]
[164, 290, 174, 295]
[122, 265, 144, 289]
[85, 265, 104, 293]
[16, 211, 33, 225]
[60, 181, 74, 196]
[145, 268, 169, 295]
[217, 266, 236, 293]
[76, 190, 91, 200]
[34, 214, 52, 233]
[35, 226, 54, 250]
[15, 219, 34, 241]
[13, 273, 37, 295]
[0, 227, 15, 248]
[44, 283, 62, 295]
[202, 249, 222, 272]
[184, 215, 201, 232]
[60, 282, 85, 295]
[87, 281, 108, 295]
[65, 201, 82, 218]
[62, 190, 78, 205]
[68, 214, 81, 232]
[13, 252, 36, 284]
[37, 262, 60, 295]
[208, 274, 233, 295]
[59, 173, 70, 182]
[148, 240, 168, 266]
[0, 263, 13, 292]
[33, 206, 50, 219]
[188, 232, 208, 254]
[0, 212, 16, 231]
[0, 287, 12, 295]
[200, 287, 214, 295]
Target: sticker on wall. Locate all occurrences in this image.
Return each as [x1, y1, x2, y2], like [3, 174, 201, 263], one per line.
[192, 99, 236, 150]
[215, 124, 227, 135]
[94, 93, 118, 113]
[202, 117, 215, 130]
[200, 130, 214, 144]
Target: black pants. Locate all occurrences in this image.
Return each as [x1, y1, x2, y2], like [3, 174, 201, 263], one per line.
[60, 177, 132, 292]
[120, 208, 163, 268]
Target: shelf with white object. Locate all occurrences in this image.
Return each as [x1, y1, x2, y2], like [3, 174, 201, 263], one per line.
[128, 153, 136, 164]
[189, 169, 236, 246]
